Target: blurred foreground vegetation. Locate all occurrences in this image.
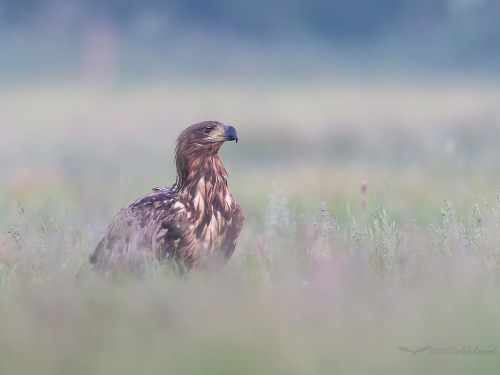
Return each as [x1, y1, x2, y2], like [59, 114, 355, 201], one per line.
[1, 81, 500, 374]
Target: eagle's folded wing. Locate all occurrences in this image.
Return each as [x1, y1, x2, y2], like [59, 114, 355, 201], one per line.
[221, 204, 244, 260]
[90, 189, 194, 273]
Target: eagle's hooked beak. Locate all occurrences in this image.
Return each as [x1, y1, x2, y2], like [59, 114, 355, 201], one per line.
[222, 125, 238, 143]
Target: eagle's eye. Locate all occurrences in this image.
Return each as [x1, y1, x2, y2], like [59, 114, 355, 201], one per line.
[203, 127, 213, 135]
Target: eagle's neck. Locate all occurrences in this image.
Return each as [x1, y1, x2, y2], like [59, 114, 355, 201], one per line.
[175, 151, 233, 221]
[176, 149, 227, 188]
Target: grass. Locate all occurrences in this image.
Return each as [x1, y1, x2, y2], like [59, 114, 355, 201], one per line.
[2, 80, 500, 374]
[2, 194, 500, 375]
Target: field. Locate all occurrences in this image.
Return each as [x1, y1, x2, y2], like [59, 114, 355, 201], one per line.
[2, 78, 500, 374]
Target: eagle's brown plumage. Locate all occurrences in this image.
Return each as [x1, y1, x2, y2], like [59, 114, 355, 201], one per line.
[89, 121, 244, 273]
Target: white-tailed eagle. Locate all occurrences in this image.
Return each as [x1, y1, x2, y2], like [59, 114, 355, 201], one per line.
[89, 121, 244, 273]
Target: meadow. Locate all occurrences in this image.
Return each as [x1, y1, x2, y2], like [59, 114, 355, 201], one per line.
[1, 78, 500, 374]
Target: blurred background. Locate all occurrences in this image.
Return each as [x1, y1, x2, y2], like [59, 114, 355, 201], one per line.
[2, 0, 500, 81]
[2, 0, 500, 228]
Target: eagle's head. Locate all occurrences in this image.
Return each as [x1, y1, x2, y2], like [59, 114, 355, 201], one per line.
[177, 121, 238, 151]
[175, 121, 238, 188]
